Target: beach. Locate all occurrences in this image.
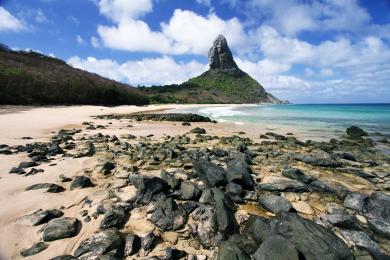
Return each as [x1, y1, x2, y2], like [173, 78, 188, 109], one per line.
[0, 105, 389, 259]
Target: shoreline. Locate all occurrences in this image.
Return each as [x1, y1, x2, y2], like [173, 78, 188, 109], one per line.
[0, 105, 389, 259]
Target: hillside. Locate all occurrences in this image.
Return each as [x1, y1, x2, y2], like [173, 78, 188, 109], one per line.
[0, 46, 148, 106]
[141, 35, 283, 104]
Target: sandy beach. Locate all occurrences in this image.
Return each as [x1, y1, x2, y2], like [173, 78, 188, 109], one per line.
[0, 105, 389, 259]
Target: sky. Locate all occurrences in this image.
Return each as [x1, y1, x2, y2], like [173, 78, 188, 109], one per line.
[0, 0, 390, 103]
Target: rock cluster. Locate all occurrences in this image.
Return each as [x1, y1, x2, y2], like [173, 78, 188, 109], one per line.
[3, 119, 390, 259]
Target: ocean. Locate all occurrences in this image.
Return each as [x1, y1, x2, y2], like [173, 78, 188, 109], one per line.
[170, 104, 390, 138]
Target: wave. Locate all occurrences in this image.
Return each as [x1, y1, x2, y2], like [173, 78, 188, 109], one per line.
[198, 106, 247, 118]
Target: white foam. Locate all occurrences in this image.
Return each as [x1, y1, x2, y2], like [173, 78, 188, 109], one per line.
[198, 106, 246, 117]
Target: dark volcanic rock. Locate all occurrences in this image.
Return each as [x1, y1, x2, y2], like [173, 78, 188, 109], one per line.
[208, 34, 239, 72]
[346, 126, 368, 138]
[258, 194, 292, 214]
[190, 127, 206, 134]
[99, 113, 212, 123]
[49, 255, 76, 260]
[18, 161, 38, 169]
[213, 188, 239, 236]
[70, 176, 94, 190]
[25, 183, 65, 193]
[180, 180, 201, 200]
[20, 242, 49, 257]
[365, 192, 390, 239]
[294, 154, 342, 168]
[192, 158, 227, 187]
[244, 213, 353, 260]
[142, 232, 158, 252]
[226, 157, 254, 189]
[132, 176, 169, 205]
[74, 228, 123, 258]
[321, 213, 360, 230]
[257, 177, 308, 192]
[17, 209, 63, 226]
[217, 234, 256, 260]
[42, 217, 79, 241]
[165, 247, 187, 260]
[192, 205, 218, 248]
[282, 167, 316, 184]
[149, 198, 188, 231]
[100, 207, 128, 229]
[253, 235, 299, 260]
[161, 170, 180, 190]
[343, 192, 368, 212]
[124, 234, 141, 257]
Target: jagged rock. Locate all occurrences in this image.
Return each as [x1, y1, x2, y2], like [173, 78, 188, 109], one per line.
[192, 158, 227, 187]
[16, 209, 63, 226]
[100, 207, 128, 229]
[192, 206, 218, 248]
[161, 171, 181, 190]
[343, 192, 368, 212]
[346, 126, 368, 138]
[253, 235, 299, 260]
[208, 34, 239, 72]
[258, 194, 292, 214]
[257, 177, 308, 192]
[42, 217, 79, 241]
[190, 127, 206, 134]
[226, 157, 254, 189]
[70, 176, 94, 190]
[131, 176, 169, 205]
[365, 192, 390, 239]
[339, 230, 388, 260]
[244, 213, 353, 260]
[149, 198, 188, 231]
[217, 234, 258, 260]
[213, 188, 239, 236]
[25, 183, 65, 193]
[20, 242, 49, 257]
[18, 161, 38, 169]
[180, 180, 201, 200]
[9, 167, 25, 174]
[321, 213, 360, 230]
[124, 234, 141, 257]
[164, 247, 187, 260]
[141, 232, 158, 252]
[74, 228, 123, 258]
[282, 167, 316, 184]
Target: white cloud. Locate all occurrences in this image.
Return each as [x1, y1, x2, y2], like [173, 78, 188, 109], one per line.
[91, 36, 100, 48]
[67, 56, 207, 86]
[0, 7, 25, 32]
[98, 0, 153, 22]
[320, 68, 334, 77]
[76, 35, 84, 45]
[195, 0, 211, 7]
[97, 8, 246, 55]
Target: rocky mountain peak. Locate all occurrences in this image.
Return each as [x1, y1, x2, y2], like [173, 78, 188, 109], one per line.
[208, 34, 239, 71]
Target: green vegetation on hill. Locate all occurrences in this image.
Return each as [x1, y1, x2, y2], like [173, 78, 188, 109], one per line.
[140, 70, 281, 104]
[0, 49, 148, 106]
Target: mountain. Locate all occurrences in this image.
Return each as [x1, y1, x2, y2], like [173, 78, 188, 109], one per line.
[141, 35, 283, 104]
[0, 48, 148, 106]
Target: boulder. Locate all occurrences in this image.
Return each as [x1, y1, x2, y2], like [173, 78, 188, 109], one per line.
[282, 167, 316, 184]
[42, 217, 79, 241]
[213, 188, 239, 236]
[321, 213, 360, 230]
[49, 255, 76, 260]
[216, 234, 258, 260]
[149, 198, 188, 231]
[192, 158, 227, 187]
[100, 207, 128, 229]
[346, 126, 368, 138]
[161, 171, 181, 190]
[17, 209, 63, 226]
[124, 234, 141, 257]
[343, 192, 368, 212]
[258, 194, 292, 214]
[180, 180, 201, 200]
[165, 247, 187, 260]
[141, 232, 158, 252]
[190, 127, 206, 134]
[257, 177, 308, 193]
[74, 228, 123, 258]
[20, 242, 49, 257]
[226, 158, 254, 189]
[70, 176, 94, 190]
[253, 235, 299, 260]
[192, 206, 218, 248]
[365, 192, 390, 239]
[132, 176, 169, 205]
[25, 183, 65, 193]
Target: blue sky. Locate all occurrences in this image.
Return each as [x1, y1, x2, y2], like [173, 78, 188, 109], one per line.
[0, 0, 390, 103]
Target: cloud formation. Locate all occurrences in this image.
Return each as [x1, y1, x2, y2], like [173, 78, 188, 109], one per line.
[0, 7, 25, 32]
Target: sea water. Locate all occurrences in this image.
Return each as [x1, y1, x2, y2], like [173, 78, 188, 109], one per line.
[170, 104, 390, 137]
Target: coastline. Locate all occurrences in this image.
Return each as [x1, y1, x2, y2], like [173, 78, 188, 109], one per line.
[0, 104, 389, 259]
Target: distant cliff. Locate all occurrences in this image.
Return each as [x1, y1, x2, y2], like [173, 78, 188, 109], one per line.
[141, 35, 284, 104]
[0, 46, 148, 106]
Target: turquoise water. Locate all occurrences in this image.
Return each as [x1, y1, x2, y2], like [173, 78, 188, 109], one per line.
[170, 104, 390, 136]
